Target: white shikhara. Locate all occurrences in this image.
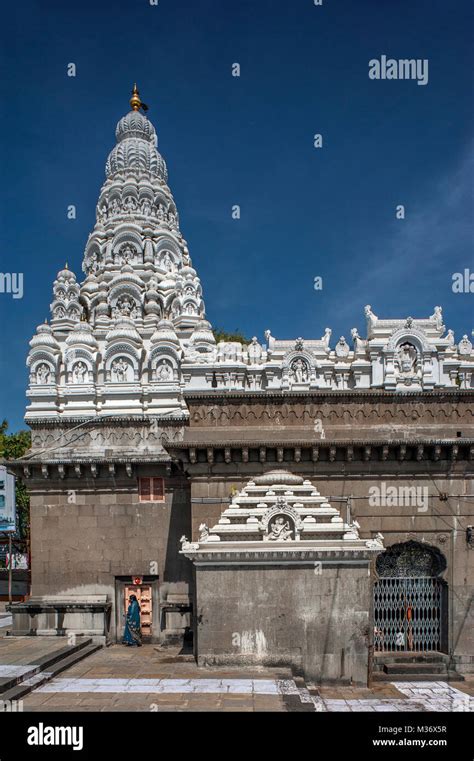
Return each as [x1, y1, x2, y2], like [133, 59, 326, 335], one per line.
[25, 97, 474, 421]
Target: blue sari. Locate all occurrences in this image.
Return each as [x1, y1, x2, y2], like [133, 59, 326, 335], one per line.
[122, 596, 142, 646]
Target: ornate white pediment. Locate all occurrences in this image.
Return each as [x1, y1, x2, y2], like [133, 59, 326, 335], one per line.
[179, 470, 384, 564]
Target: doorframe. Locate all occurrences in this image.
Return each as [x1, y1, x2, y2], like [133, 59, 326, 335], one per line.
[373, 575, 448, 654]
[115, 575, 160, 644]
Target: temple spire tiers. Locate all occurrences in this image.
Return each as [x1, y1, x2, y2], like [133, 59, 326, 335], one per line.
[25, 86, 207, 421]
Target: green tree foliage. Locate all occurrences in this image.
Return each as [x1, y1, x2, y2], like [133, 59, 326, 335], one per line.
[0, 420, 31, 542]
[0, 425, 31, 461]
[212, 328, 251, 344]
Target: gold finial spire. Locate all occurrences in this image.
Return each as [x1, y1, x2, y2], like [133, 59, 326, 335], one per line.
[130, 83, 142, 111]
[129, 84, 149, 112]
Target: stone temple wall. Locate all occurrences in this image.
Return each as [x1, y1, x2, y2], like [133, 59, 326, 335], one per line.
[27, 468, 192, 642]
[194, 564, 372, 685]
[10, 390, 474, 676]
[187, 471, 473, 675]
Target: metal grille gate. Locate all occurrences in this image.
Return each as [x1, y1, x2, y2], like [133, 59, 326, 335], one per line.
[373, 576, 443, 653]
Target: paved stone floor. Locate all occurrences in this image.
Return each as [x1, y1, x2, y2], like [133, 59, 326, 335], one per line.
[309, 682, 473, 712]
[12, 644, 473, 712]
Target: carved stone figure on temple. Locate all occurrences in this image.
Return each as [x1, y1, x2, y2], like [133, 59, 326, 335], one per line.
[113, 294, 135, 318]
[112, 357, 130, 383]
[157, 359, 173, 381]
[458, 335, 473, 355]
[268, 515, 293, 541]
[395, 342, 421, 384]
[73, 362, 88, 384]
[364, 305, 378, 327]
[54, 305, 66, 319]
[162, 252, 174, 272]
[36, 364, 51, 385]
[141, 198, 152, 216]
[321, 327, 332, 349]
[290, 358, 309, 384]
[335, 336, 350, 358]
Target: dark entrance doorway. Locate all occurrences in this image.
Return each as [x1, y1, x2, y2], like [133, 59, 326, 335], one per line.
[373, 541, 448, 653]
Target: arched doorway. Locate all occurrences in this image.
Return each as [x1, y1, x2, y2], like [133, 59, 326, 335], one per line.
[373, 541, 448, 653]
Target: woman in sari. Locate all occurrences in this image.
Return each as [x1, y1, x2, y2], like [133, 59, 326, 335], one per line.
[122, 594, 142, 647]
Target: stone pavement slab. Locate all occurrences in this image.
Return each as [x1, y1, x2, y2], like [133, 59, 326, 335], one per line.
[16, 644, 474, 713]
[19, 644, 293, 711]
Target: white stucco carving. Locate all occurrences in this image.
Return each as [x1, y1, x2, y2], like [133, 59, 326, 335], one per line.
[180, 471, 383, 562]
[25, 95, 474, 420]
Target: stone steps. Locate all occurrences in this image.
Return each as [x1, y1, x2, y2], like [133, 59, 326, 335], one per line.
[0, 638, 102, 702]
[375, 652, 447, 663]
[384, 662, 446, 675]
[373, 671, 463, 683]
[372, 652, 464, 683]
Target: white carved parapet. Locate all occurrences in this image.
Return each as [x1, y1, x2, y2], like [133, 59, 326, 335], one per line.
[247, 337, 266, 365]
[216, 341, 245, 363]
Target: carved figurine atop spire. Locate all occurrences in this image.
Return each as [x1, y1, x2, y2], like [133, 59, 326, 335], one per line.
[130, 83, 149, 113]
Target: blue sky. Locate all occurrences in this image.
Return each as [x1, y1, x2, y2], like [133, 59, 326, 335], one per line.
[0, 0, 472, 431]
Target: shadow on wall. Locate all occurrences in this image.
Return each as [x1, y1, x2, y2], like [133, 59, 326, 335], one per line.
[163, 486, 193, 585]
